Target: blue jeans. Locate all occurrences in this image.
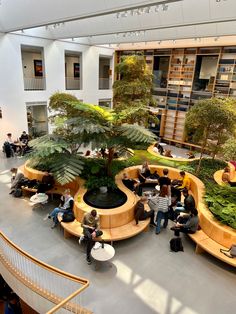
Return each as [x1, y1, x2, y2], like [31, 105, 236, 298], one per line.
[155, 211, 168, 234]
[49, 207, 66, 224]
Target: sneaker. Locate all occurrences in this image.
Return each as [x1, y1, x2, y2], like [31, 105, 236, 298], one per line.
[150, 222, 157, 227]
[51, 223, 57, 229]
[86, 258, 92, 265]
[79, 235, 84, 245]
[43, 214, 50, 221]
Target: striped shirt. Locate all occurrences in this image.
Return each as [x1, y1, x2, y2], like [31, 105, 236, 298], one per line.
[149, 196, 169, 213]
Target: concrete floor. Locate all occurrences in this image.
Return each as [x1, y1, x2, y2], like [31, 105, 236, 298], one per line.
[0, 153, 235, 314]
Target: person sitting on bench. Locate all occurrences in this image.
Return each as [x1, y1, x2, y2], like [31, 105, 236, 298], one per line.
[175, 188, 195, 214]
[79, 210, 103, 265]
[134, 196, 156, 227]
[222, 166, 236, 187]
[47, 189, 74, 229]
[9, 168, 25, 195]
[37, 172, 55, 193]
[122, 173, 139, 192]
[171, 207, 199, 237]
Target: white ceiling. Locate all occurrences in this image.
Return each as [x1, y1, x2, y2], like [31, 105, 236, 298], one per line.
[1, 0, 236, 46]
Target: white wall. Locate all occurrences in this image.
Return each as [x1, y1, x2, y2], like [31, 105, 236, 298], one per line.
[0, 33, 114, 143]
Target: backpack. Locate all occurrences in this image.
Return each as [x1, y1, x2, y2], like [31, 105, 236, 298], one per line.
[220, 245, 236, 258]
[13, 188, 22, 198]
[62, 212, 75, 223]
[170, 237, 184, 252]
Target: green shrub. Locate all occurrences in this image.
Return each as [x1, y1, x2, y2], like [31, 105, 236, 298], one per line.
[85, 176, 117, 190]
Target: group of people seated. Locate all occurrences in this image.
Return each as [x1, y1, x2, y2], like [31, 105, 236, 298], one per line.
[133, 167, 199, 238]
[3, 131, 30, 158]
[9, 167, 55, 197]
[9, 161, 198, 265]
[84, 148, 119, 159]
[153, 142, 196, 159]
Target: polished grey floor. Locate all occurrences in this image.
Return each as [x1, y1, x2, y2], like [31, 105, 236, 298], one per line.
[0, 154, 235, 314]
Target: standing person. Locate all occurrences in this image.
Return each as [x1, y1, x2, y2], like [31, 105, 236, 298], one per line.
[80, 210, 103, 265]
[134, 196, 156, 226]
[158, 168, 171, 189]
[155, 185, 170, 234]
[47, 189, 74, 228]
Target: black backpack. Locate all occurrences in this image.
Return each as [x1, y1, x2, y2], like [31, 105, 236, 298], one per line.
[170, 237, 184, 252]
[62, 212, 75, 223]
[13, 188, 22, 198]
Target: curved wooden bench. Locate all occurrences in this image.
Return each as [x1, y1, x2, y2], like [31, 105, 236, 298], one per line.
[60, 219, 149, 242]
[147, 144, 200, 162]
[19, 162, 79, 197]
[188, 231, 236, 267]
[21, 162, 236, 265]
[20, 162, 151, 242]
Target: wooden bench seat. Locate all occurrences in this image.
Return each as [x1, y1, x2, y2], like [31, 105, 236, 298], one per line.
[60, 219, 150, 242]
[188, 230, 236, 267]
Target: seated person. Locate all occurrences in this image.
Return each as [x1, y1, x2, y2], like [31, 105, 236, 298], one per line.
[171, 207, 199, 237]
[175, 188, 195, 213]
[19, 131, 29, 144]
[37, 172, 55, 193]
[164, 149, 173, 158]
[187, 151, 195, 159]
[222, 166, 236, 187]
[47, 189, 74, 228]
[149, 170, 160, 180]
[80, 210, 103, 265]
[9, 168, 25, 194]
[5, 133, 16, 154]
[134, 196, 156, 226]
[84, 150, 91, 157]
[138, 161, 151, 183]
[153, 142, 164, 155]
[171, 171, 191, 202]
[122, 173, 139, 192]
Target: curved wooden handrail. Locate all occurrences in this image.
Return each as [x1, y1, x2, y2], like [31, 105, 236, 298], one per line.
[0, 230, 89, 286]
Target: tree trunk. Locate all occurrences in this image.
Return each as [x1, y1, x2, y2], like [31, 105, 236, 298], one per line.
[107, 148, 114, 177]
[196, 131, 209, 175]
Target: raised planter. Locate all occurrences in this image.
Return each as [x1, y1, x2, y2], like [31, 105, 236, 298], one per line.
[21, 161, 236, 247]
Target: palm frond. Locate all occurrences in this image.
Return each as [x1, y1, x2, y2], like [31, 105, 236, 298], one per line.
[28, 134, 69, 158]
[118, 124, 157, 143]
[50, 154, 84, 184]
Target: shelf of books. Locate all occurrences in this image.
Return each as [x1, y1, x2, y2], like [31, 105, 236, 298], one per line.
[116, 45, 236, 143]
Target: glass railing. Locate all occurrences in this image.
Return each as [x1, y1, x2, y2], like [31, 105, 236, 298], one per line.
[24, 77, 46, 90]
[99, 78, 111, 89]
[0, 231, 91, 313]
[65, 77, 80, 90]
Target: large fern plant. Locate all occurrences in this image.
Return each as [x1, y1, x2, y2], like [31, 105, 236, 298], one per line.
[27, 94, 156, 184]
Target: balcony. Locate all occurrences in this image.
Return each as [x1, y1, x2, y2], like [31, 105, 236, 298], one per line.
[65, 77, 80, 90]
[24, 77, 46, 91]
[99, 78, 111, 90]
